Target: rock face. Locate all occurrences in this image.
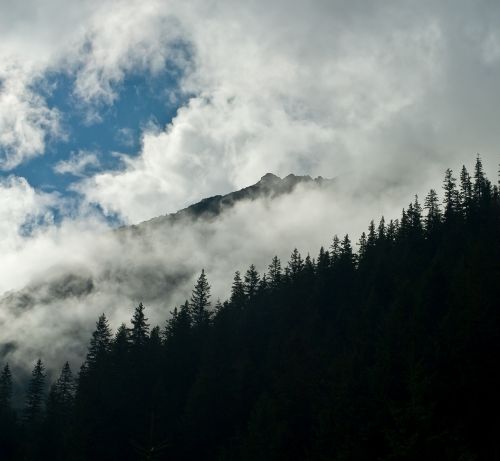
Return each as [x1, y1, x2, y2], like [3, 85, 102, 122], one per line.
[125, 173, 333, 233]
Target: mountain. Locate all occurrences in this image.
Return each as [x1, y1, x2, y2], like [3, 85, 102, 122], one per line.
[0, 173, 334, 370]
[1, 160, 499, 460]
[121, 173, 333, 234]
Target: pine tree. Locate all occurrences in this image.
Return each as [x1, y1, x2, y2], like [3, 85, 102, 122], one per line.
[288, 249, 304, 278]
[357, 232, 368, 260]
[164, 301, 192, 342]
[244, 265, 260, 298]
[0, 364, 12, 411]
[340, 234, 355, 266]
[130, 302, 150, 348]
[411, 196, 423, 232]
[304, 254, 315, 277]
[150, 326, 162, 349]
[377, 217, 386, 240]
[473, 155, 491, 202]
[367, 220, 377, 248]
[317, 247, 330, 274]
[47, 362, 75, 419]
[113, 323, 130, 356]
[443, 168, 459, 218]
[259, 274, 269, 293]
[267, 256, 282, 289]
[460, 165, 473, 215]
[330, 235, 341, 263]
[386, 219, 397, 242]
[424, 189, 442, 233]
[230, 271, 245, 306]
[23, 359, 46, 424]
[86, 314, 112, 368]
[190, 269, 212, 327]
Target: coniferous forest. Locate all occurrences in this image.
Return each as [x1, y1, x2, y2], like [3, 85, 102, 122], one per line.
[1, 157, 500, 460]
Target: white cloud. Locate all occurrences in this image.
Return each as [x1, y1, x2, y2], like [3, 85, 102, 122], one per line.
[0, 65, 62, 169]
[54, 150, 100, 177]
[1, 0, 500, 372]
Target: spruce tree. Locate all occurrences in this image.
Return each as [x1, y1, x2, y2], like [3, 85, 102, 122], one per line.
[130, 302, 150, 348]
[47, 362, 75, 419]
[86, 314, 112, 369]
[367, 220, 377, 248]
[316, 247, 330, 277]
[460, 165, 473, 214]
[23, 359, 46, 424]
[473, 155, 491, 202]
[357, 232, 368, 260]
[230, 271, 245, 306]
[0, 364, 12, 411]
[424, 189, 442, 233]
[330, 235, 341, 263]
[267, 256, 282, 289]
[288, 249, 304, 278]
[377, 217, 386, 240]
[244, 264, 260, 298]
[190, 269, 212, 327]
[443, 168, 459, 218]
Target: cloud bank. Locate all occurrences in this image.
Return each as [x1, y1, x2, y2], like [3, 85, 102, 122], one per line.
[0, 0, 500, 371]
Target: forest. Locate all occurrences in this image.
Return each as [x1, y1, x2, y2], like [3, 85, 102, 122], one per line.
[0, 157, 499, 460]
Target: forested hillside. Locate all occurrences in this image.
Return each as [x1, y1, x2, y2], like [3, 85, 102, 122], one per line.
[1, 157, 499, 460]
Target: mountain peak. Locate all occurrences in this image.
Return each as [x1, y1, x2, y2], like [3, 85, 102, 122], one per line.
[259, 172, 281, 183]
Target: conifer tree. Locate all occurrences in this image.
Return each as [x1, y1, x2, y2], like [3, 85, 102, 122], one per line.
[473, 155, 491, 202]
[112, 323, 130, 356]
[443, 168, 459, 218]
[377, 216, 386, 240]
[267, 256, 282, 289]
[367, 220, 377, 248]
[47, 362, 75, 419]
[330, 235, 341, 264]
[230, 271, 245, 306]
[23, 359, 46, 424]
[316, 247, 330, 276]
[130, 302, 150, 348]
[410, 196, 423, 232]
[288, 249, 304, 278]
[357, 232, 368, 260]
[86, 314, 112, 368]
[460, 165, 473, 214]
[259, 274, 269, 293]
[340, 234, 355, 266]
[304, 254, 315, 278]
[424, 189, 442, 233]
[0, 364, 12, 411]
[244, 265, 260, 298]
[164, 301, 192, 342]
[386, 219, 397, 242]
[190, 269, 212, 327]
[149, 326, 162, 349]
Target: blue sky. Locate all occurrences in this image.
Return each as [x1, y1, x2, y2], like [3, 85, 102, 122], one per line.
[6, 67, 186, 205]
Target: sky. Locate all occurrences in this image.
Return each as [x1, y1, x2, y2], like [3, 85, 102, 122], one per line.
[1, 0, 500, 372]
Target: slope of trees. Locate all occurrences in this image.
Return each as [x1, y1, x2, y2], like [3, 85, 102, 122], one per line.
[1, 157, 499, 460]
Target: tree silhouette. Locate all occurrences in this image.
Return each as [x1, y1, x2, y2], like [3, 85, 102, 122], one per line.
[131, 302, 150, 348]
[0, 364, 12, 411]
[23, 359, 46, 424]
[190, 269, 211, 327]
[244, 264, 260, 299]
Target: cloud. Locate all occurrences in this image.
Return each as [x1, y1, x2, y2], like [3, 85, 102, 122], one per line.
[54, 150, 101, 177]
[74, 0, 500, 223]
[0, 65, 62, 169]
[1, 0, 500, 374]
[0, 178, 405, 372]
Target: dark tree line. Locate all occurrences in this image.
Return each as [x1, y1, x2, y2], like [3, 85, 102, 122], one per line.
[1, 157, 500, 460]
